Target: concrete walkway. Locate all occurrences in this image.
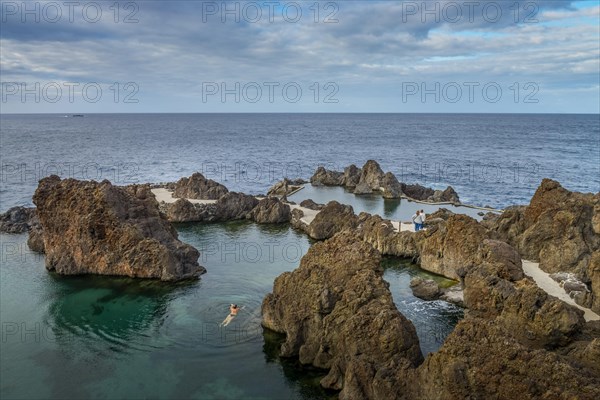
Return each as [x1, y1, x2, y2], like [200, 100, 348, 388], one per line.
[287, 204, 319, 225]
[522, 260, 599, 322]
[152, 188, 217, 205]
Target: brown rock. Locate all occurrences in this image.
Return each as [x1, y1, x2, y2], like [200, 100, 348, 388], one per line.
[32, 176, 204, 281]
[414, 318, 600, 400]
[343, 164, 362, 188]
[410, 278, 441, 300]
[310, 166, 344, 186]
[214, 192, 259, 221]
[248, 197, 291, 224]
[381, 172, 403, 199]
[400, 183, 435, 201]
[357, 160, 385, 191]
[488, 179, 600, 313]
[172, 172, 228, 200]
[307, 201, 359, 240]
[163, 198, 205, 222]
[419, 214, 488, 280]
[299, 199, 324, 210]
[0, 206, 37, 233]
[262, 231, 423, 398]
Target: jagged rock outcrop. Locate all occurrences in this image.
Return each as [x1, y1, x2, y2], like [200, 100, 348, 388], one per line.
[267, 178, 305, 197]
[381, 172, 403, 199]
[27, 223, 44, 253]
[309, 161, 461, 204]
[400, 183, 435, 201]
[310, 166, 345, 186]
[248, 197, 291, 224]
[172, 172, 228, 200]
[163, 198, 206, 222]
[488, 179, 600, 313]
[356, 213, 419, 260]
[215, 192, 259, 221]
[418, 214, 488, 280]
[409, 239, 596, 400]
[343, 164, 361, 188]
[357, 160, 385, 191]
[412, 316, 599, 400]
[353, 181, 373, 194]
[0, 206, 37, 233]
[299, 199, 324, 211]
[306, 201, 359, 240]
[430, 186, 460, 204]
[262, 232, 423, 399]
[32, 176, 205, 281]
[263, 182, 600, 399]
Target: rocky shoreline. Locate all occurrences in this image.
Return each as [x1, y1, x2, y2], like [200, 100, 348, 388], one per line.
[1, 163, 599, 399]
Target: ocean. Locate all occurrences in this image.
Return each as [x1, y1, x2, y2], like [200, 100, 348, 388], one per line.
[0, 113, 598, 399]
[1, 113, 598, 212]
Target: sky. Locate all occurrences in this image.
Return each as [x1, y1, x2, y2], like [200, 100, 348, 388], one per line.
[1, 0, 599, 113]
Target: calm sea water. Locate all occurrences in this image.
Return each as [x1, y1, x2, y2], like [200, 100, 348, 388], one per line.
[1, 113, 598, 212]
[1, 223, 460, 399]
[0, 113, 596, 399]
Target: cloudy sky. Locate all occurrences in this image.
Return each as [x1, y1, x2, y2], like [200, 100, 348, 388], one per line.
[1, 0, 599, 113]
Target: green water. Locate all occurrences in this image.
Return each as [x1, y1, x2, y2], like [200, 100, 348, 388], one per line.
[1, 222, 462, 399]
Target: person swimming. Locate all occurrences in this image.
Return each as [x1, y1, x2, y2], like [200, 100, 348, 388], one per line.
[220, 304, 243, 327]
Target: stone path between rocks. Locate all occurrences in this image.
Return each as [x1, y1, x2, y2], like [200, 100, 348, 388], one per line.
[152, 188, 217, 205]
[522, 260, 599, 322]
[153, 188, 599, 322]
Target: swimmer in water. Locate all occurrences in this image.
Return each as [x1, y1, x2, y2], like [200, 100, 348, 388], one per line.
[220, 304, 243, 327]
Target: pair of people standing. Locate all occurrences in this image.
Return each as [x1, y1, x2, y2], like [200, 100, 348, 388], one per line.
[412, 210, 426, 231]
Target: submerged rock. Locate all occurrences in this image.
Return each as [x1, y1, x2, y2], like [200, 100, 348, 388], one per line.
[172, 172, 228, 200]
[33, 176, 205, 281]
[262, 231, 423, 398]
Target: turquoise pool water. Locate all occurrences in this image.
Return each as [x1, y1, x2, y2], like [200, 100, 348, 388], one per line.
[1, 222, 462, 399]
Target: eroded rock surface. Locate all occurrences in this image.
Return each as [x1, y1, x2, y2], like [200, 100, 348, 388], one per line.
[262, 232, 423, 399]
[172, 172, 228, 200]
[33, 176, 204, 281]
[306, 201, 359, 240]
[488, 179, 600, 313]
[248, 197, 291, 224]
[0, 206, 37, 233]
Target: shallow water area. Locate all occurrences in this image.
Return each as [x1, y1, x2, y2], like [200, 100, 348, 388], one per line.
[1, 220, 462, 399]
